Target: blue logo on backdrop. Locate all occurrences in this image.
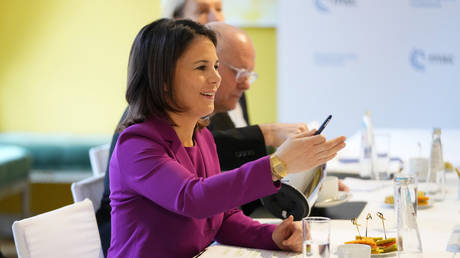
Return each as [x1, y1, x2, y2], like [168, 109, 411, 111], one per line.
[314, 0, 357, 13]
[410, 48, 454, 72]
[410, 49, 426, 71]
[411, 0, 456, 8]
[314, 52, 358, 66]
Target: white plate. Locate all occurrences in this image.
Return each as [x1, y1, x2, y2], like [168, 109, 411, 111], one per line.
[371, 250, 397, 257]
[314, 191, 352, 208]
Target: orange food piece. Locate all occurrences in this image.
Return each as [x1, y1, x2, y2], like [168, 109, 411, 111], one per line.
[344, 239, 377, 249]
[384, 193, 429, 205]
[418, 195, 429, 201]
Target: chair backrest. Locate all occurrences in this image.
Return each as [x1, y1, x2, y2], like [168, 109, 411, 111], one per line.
[89, 143, 110, 176]
[71, 174, 105, 212]
[12, 199, 103, 258]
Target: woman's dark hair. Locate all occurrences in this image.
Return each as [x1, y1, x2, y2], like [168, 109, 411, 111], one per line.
[118, 18, 217, 132]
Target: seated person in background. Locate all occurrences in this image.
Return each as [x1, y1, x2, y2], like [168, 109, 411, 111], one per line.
[107, 18, 346, 257]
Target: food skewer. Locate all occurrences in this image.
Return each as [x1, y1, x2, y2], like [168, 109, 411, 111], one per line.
[365, 213, 372, 237]
[376, 212, 387, 239]
[351, 218, 362, 239]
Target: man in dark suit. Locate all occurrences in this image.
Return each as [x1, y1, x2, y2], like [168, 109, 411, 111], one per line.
[95, 1, 308, 256]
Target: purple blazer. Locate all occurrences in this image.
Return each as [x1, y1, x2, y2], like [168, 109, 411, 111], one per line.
[108, 116, 281, 258]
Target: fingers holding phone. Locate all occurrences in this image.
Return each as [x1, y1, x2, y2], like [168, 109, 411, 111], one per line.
[274, 115, 346, 174]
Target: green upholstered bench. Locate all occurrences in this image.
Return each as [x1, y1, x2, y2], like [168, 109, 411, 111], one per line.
[0, 133, 110, 183]
[0, 144, 30, 215]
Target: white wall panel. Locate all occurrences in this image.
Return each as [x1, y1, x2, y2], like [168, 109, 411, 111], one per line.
[278, 0, 460, 138]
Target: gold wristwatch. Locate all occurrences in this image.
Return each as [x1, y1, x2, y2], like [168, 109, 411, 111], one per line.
[270, 154, 287, 180]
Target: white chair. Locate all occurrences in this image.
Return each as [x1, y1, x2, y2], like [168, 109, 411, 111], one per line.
[89, 143, 110, 176]
[71, 174, 105, 212]
[12, 199, 103, 258]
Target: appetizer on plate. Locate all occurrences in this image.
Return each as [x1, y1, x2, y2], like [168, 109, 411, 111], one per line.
[346, 214, 397, 255]
[345, 237, 397, 255]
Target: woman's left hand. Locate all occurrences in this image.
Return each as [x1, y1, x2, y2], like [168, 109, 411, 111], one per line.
[272, 215, 302, 252]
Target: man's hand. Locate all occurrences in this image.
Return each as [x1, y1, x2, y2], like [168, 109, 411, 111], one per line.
[272, 215, 303, 253]
[259, 123, 308, 147]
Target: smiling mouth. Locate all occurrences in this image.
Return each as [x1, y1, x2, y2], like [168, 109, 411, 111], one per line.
[200, 92, 215, 98]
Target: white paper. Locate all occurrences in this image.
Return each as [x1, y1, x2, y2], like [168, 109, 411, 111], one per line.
[196, 245, 302, 258]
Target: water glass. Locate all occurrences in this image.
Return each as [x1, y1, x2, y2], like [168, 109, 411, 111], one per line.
[374, 134, 391, 180]
[302, 217, 330, 258]
[394, 176, 423, 254]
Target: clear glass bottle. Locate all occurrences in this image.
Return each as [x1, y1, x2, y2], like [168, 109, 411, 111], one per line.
[394, 176, 423, 255]
[426, 128, 445, 200]
[360, 112, 376, 179]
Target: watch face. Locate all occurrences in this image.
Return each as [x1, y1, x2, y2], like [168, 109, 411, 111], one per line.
[271, 155, 287, 178]
[275, 164, 287, 177]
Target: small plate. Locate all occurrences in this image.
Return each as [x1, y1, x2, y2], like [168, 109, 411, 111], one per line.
[314, 191, 352, 208]
[371, 250, 397, 257]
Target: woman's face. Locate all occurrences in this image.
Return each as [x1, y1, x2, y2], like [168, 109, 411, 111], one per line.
[172, 36, 221, 119]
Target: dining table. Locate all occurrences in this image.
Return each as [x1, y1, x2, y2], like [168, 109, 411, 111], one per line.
[198, 128, 460, 257]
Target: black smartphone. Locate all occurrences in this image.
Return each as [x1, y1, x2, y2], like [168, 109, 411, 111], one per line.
[314, 115, 332, 135]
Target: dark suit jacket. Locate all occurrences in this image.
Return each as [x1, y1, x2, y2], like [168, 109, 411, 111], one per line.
[96, 94, 267, 256]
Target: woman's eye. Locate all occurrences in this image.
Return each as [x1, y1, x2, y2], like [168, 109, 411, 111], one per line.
[214, 64, 219, 70]
[196, 65, 206, 71]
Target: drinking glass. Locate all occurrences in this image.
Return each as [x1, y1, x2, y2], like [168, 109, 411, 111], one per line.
[302, 217, 330, 258]
[374, 134, 391, 180]
[394, 176, 423, 255]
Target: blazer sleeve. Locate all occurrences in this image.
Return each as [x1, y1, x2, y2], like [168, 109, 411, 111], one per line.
[115, 134, 279, 219]
[215, 208, 279, 250]
[211, 125, 267, 171]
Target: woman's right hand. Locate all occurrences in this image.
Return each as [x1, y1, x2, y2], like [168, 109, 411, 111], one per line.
[274, 130, 346, 174]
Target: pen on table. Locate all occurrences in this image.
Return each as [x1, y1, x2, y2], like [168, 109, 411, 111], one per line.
[314, 115, 332, 135]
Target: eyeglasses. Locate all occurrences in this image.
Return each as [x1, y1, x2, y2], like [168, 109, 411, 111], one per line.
[222, 62, 258, 84]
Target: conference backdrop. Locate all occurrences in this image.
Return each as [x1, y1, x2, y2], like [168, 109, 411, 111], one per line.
[277, 0, 459, 138]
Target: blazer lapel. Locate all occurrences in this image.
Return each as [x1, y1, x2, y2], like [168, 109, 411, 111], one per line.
[146, 117, 196, 174]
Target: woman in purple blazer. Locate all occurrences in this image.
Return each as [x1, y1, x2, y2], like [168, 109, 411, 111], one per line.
[108, 19, 346, 258]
